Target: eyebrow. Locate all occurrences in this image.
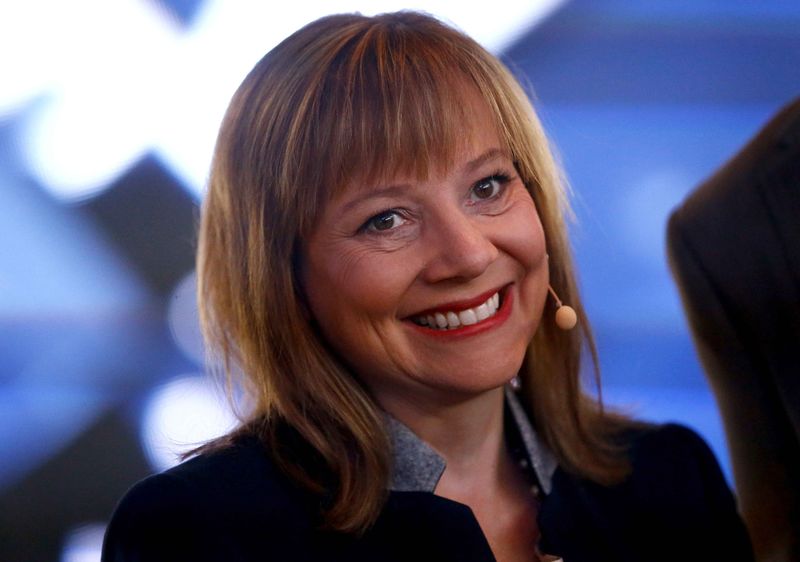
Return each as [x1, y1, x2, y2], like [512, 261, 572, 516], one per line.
[340, 184, 413, 214]
[463, 147, 510, 175]
[340, 147, 511, 213]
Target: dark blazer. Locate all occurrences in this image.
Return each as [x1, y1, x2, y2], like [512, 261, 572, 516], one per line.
[667, 97, 800, 562]
[102, 424, 753, 562]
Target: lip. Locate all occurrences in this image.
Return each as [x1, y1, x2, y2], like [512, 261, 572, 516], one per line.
[404, 284, 514, 338]
[406, 285, 507, 318]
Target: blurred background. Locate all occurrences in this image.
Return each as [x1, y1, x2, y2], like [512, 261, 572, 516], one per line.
[1, 0, 799, 560]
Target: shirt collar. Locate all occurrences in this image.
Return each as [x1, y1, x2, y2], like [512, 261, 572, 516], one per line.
[387, 387, 557, 495]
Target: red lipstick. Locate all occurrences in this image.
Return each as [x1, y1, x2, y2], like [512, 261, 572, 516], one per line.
[406, 284, 513, 338]
[409, 285, 506, 318]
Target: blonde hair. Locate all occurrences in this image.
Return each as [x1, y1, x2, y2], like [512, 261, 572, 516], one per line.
[198, 11, 633, 534]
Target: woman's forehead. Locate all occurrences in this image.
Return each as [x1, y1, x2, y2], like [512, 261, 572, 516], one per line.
[340, 99, 509, 193]
[337, 148, 514, 208]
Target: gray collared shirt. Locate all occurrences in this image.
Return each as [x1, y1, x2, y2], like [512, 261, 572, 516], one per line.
[386, 387, 558, 495]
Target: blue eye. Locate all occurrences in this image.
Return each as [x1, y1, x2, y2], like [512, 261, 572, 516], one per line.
[471, 174, 509, 201]
[364, 210, 406, 232]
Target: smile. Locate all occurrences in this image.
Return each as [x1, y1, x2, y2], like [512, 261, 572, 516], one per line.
[410, 290, 502, 331]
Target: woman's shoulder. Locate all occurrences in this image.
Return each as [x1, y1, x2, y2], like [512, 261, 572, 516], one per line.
[121, 433, 302, 510]
[550, 422, 734, 504]
[625, 422, 721, 470]
[540, 423, 754, 562]
[594, 422, 737, 511]
[102, 433, 320, 561]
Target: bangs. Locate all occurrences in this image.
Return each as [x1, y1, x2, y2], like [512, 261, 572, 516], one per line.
[296, 14, 509, 211]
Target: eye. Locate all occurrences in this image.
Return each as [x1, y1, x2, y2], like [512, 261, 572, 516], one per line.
[470, 174, 509, 201]
[362, 210, 407, 233]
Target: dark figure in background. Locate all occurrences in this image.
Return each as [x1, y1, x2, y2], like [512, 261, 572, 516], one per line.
[668, 97, 800, 562]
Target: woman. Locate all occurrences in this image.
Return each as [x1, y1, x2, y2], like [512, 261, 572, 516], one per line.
[103, 11, 754, 562]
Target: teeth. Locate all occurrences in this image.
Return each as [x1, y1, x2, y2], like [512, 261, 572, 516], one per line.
[475, 302, 491, 321]
[414, 292, 501, 330]
[459, 309, 478, 326]
[446, 311, 460, 328]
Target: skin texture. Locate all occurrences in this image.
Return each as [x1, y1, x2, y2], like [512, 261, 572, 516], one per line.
[301, 99, 549, 561]
[301, 100, 549, 417]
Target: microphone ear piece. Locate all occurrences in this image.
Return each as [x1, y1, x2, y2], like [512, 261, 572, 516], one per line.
[555, 303, 577, 330]
[548, 285, 577, 330]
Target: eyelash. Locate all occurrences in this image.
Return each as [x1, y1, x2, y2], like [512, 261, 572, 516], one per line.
[469, 172, 512, 203]
[360, 209, 408, 234]
[358, 171, 514, 234]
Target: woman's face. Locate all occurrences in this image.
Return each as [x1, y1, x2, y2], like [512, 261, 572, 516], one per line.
[301, 101, 549, 413]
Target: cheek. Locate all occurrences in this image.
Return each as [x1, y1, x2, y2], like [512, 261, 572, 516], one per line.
[301, 244, 422, 387]
[502, 199, 549, 326]
[503, 198, 547, 269]
[302, 243, 413, 328]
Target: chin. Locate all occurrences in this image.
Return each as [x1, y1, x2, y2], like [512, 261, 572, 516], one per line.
[437, 360, 525, 397]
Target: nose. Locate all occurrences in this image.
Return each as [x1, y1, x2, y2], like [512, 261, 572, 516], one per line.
[421, 213, 498, 284]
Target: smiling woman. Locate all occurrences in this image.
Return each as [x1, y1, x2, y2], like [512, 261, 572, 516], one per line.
[102, 11, 754, 562]
[302, 101, 549, 411]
